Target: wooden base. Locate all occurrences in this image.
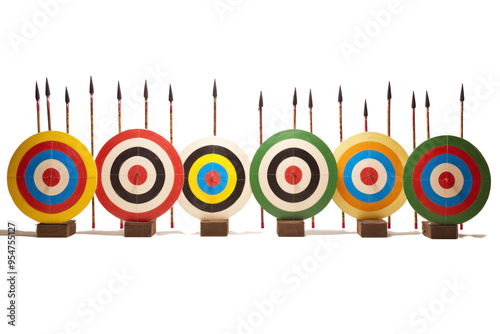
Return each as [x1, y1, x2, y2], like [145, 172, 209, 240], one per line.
[422, 221, 458, 239]
[200, 220, 229, 236]
[277, 220, 305, 237]
[357, 219, 387, 238]
[36, 220, 76, 238]
[124, 219, 156, 237]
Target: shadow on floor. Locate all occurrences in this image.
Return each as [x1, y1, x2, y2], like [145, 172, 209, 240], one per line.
[0, 230, 37, 237]
[306, 229, 357, 236]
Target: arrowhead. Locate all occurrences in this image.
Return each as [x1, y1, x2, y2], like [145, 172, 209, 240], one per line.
[45, 78, 50, 97]
[308, 89, 313, 108]
[143, 80, 148, 99]
[35, 82, 40, 100]
[293, 88, 297, 106]
[117, 81, 122, 100]
[411, 91, 416, 108]
[259, 91, 263, 108]
[338, 85, 343, 103]
[169, 84, 173, 102]
[387, 81, 392, 100]
[364, 100, 368, 117]
[460, 84, 464, 102]
[425, 91, 430, 108]
[89, 76, 94, 94]
[213, 79, 217, 98]
[65, 87, 70, 104]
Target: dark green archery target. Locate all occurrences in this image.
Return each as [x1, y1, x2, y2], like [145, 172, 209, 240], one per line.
[403, 135, 490, 225]
[250, 129, 337, 220]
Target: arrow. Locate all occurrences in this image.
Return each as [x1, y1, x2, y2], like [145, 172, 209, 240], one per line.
[144, 80, 148, 129]
[65, 87, 70, 133]
[35, 82, 41, 133]
[213, 79, 217, 136]
[338, 85, 345, 229]
[309, 89, 315, 229]
[412, 91, 418, 230]
[387, 82, 392, 229]
[425, 91, 430, 140]
[169, 84, 174, 229]
[90, 76, 96, 229]
[45, 78, 51, 131]
[364, 100, 368, 132]
[293, 88, 297, 129]
[117, 81, 122, 133]
[259, 91, 264, 229]
[460, 84, 465, 231]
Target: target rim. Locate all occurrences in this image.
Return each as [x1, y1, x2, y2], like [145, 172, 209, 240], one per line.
[403, 135, 490, 225]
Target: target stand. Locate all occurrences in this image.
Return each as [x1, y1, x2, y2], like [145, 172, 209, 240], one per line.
[124, 219, 157, 238]
[422, 221, 458, 239]
[36, 220, 76, 238]
[200, 219, 229, 237]
[357, 219, 387, 238]
[277, 220, 305, 237]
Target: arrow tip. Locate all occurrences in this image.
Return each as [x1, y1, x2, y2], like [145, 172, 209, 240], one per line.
[387, 81, 392, 100]
[45, 77, 50, 97]
[460, 84, 464, 102]
[117, 81, 122, 100]
[308, 89, 313, 108]
[338, 85, 343, 103]
[411, 91, 416, 108]
[89, 76, 94, 94]
[169, 84, 173, 102]
[65, 87, 70, 104]
[259, 91, 263, 108]
[144, 80, 148, 99]
[425, 91, 430, 108]
[213, 79, 217, 98]
[35, 82, 40, 100]
[293, 88, 297, 106]
[364, 99, 368, 117]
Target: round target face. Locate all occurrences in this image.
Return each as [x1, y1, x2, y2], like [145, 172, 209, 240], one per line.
[333, 132, 408, 219]
[95, 129, 184, 222]
[250, 129, 338, 220]
[177, 137, 251, 220]
[403, 135, 490, 225]
[7, 131, 97, 224]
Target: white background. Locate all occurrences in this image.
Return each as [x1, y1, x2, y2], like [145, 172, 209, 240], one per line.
[1, 0, 499, 333]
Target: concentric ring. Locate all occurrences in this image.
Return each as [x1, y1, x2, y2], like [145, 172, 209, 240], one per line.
[333, 132, 408, 220]
[403, 135, 490, 225]
[250, 129, 338, 220]
[7, 131, 97, 224]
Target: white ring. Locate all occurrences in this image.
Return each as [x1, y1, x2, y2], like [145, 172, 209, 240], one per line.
[33, 159, 70, 196]
[430, 163, 464, 198]
[351, 158, 387, 195]
[118, 156, 156, 195]
[275, 157, 312, 194]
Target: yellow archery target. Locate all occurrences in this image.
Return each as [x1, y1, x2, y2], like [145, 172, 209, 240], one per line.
[333, 132, 408, 219]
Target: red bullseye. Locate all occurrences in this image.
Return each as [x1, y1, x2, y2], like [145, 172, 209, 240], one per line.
[285, 165, 302, 185]
[205, 171, 221, 187]
[42, 168, 60, 187]
[438, 171, 455, 189]
[128, 165, 148, 185]
[360, 167, 378, 186]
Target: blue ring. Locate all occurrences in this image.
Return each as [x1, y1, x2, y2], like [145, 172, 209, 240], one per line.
[420, 154, 472, 207]
[24, 150, 78, 205]
[343, 150, 395, 203]
[197, 162, 228, 195]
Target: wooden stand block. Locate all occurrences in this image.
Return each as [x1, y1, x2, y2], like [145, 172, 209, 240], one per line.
[357, 219, 387, 238]
[124, 219, 156, 237]
[277, 220, 305, 237]
[200, 220, 229, 237]
[422, 221, 458, 239]
[37, 220, 76, 238]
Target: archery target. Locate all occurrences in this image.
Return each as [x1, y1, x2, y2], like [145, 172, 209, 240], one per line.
[403, 135, 490, 225]
[333, 132, 408, 219]
[250, 129, 338, 220]
[7, 131, 97, 224]
[95, 129, 184, 222]
[177, 136, 251, 220]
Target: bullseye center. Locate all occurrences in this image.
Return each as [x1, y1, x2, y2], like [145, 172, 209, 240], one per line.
[42, 168, 60, 187]
[360, 167, 378, 186]
[439, 171, 455, 189]
[285, 165, 302, 185]
[128, 165, 147, 186]
[205, 171, 221, 187]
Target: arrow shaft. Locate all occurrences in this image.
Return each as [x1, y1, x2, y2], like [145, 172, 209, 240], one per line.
[46, 97, 51, 131]
[145, 100, 148, 130]
[213, 98, 217, 136]
[387, 99, 391, 137]
[293, 105, 296, 129]
[364, 116, 367, 132]
[66, 103, 70, 134]
[118, 100, 122, 133]
[460, 101, 463, 139]
[339, 102, 343, 142]
[426, 107, 430, 140]
[36, 100, 41, 133]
